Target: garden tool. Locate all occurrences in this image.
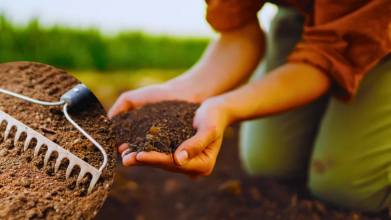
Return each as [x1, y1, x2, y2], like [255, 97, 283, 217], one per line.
[0, 84, 108, 194]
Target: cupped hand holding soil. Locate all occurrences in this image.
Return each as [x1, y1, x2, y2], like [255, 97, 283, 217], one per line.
[108, 84, 197, 120]
[112, 98, 229, 178]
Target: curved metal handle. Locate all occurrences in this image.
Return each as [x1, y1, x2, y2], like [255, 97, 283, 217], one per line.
[63, 103, 108, 172]
[0, 88, 66, 106]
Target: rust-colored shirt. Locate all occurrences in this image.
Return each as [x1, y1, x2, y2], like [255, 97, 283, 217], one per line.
[205, 0, 391, 101]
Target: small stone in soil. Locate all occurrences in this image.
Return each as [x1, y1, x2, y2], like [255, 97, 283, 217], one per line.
[16, 194, 27, 202]
[20, 177, 31, 187]
[26, 210, 37, 219]
[44, 193, 52, 200]
[218, 180, 242, 196]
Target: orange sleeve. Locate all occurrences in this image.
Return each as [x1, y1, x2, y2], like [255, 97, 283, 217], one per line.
[205, 0, 264, 32]
[287, 0, 391, 101]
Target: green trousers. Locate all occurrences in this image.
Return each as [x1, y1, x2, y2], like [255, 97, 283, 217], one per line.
[240, 7, 391, 212]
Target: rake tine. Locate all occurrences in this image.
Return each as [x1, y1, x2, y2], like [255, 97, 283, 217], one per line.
[66, 161, 76, 180]
[14, 129, 22, 147]
[0, 119, 5, 130]
[88, 174, 100, 194]
[24, 135, 32, 151]
[55, 155, 66, 173]
[4, 123, 12, 140]
[33, 140, 43, 157]
[44, 149, 54, 166]
[77, 168, 87, 185]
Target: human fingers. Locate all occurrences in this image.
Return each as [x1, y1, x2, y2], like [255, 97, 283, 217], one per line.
[135, 151, 174, 165]
[174, 123, 220, 166]
[122, 152, 146, 166]
[118, 143, 129, 153]
[108, 92, 134, 120]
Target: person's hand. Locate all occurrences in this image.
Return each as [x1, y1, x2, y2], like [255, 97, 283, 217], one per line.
[108, 77, 208, 121]
[119, 97, 230, 179]
[109, 83, 200, 152]
[108, 84, 175, 120]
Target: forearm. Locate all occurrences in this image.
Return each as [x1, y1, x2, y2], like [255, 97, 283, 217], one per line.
[165, 20, 265, 102]
[213, 63, 331, 124]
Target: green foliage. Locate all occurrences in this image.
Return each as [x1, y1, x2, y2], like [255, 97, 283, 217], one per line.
[0, 15, 210, 71]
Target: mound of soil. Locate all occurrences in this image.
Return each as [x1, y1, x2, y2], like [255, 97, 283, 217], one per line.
[0, 62, 117, 220]
[112, 101, 199, 154]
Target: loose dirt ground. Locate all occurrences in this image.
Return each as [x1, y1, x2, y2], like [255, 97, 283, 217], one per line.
[0, 62, 116, 220]
[97, 123, 390, 220]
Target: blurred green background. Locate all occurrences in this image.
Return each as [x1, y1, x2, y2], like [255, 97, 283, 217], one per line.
[0, 15, 210, 109]
[0, 16, 209, 70]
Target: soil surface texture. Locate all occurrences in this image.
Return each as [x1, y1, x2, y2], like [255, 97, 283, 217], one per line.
[112, 101, 199, 154]
[0, 62, 117, 220]
[96, 124, 390, 220]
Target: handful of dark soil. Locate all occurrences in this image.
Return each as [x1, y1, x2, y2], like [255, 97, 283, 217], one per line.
[112, 101, 200, 154]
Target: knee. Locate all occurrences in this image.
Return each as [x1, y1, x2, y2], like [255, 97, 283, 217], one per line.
[240, 147, 287, 177]
[309, 159, 390, 212]
[239, 121, 308, 179]
[239, 141, 305, 179]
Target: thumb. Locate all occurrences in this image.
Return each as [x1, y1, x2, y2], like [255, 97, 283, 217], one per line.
[108, 93, 134, 120]
[174, 125, 219, 166]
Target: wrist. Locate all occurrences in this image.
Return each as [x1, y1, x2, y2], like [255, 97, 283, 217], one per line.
[163, 73, 210, 103]
[203, 96, 236, 127]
